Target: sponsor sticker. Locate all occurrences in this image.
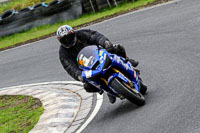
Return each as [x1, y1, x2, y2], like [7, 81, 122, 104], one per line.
[85, 70, 92, 78]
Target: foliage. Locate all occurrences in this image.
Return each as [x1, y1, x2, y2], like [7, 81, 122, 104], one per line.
[0, 0, 52, 14]
[0, 95, 44, 133]
[0, 0, 156, 49]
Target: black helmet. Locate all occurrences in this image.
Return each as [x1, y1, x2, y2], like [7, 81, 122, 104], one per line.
[57, 25, 77, 48]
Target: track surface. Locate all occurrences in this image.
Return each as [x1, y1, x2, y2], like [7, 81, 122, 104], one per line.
[1, 0, 200, 132]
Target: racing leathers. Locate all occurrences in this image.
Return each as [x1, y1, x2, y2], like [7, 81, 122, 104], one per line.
[59, 29, 133, 92]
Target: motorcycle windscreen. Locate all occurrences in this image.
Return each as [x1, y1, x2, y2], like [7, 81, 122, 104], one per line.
[77, 45, 98, 69]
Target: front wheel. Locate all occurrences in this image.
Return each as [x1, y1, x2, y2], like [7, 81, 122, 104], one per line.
[110, 78, 145, 106]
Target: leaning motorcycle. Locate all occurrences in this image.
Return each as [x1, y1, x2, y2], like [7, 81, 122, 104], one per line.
[77, 45, 146, 106]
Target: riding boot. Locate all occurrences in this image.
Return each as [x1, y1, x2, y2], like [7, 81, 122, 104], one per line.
[139, 81, 147, 95]
[83, 82, 100, 93]
[125, 58, 139, 67]
[107, 93, 116, 104]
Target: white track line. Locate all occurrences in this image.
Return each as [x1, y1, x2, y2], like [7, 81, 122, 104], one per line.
[0, 81, 83, 90]
[0, 0, 182, 54]
[71, 1, 183, 132]
[0, 1, 182, 132]
[85, 0, 182, 28]
[76, 93, 103, 133]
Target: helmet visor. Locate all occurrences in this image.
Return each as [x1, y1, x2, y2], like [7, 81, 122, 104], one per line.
[59, 32, 76, 48]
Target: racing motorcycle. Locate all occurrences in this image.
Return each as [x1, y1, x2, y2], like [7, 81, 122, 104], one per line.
[77, 45, 147, 106]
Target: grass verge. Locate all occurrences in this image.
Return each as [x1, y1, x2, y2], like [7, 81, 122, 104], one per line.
[0, 95, 44, 133]
[0, 0, 169, 51]
[0, 0, 53, 14]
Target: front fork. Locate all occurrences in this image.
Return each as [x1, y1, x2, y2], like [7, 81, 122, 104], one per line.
[110, 54, 140, 91]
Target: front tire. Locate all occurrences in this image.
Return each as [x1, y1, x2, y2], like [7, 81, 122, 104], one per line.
[110, 78, 145, 106]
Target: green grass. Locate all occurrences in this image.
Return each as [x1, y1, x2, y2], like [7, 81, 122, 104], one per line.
[0, 95, 44, 133]
[0, 0, 156, 50]
[0, 0, 53, 14]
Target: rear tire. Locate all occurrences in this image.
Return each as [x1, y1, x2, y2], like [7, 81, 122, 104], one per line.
[110, 78, 145, 106]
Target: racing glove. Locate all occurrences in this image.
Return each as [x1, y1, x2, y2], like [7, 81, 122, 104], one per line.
[78, 75, 85, 83]
[104, 40, 114, 52]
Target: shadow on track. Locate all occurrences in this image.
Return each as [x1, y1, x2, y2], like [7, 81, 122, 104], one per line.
[101, 93, 151, 121]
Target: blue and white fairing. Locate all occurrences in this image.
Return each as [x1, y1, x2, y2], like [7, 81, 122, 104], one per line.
[77, 45, 110, 87]
[109, 54, 140, 92]
[77, 45, 140, 95]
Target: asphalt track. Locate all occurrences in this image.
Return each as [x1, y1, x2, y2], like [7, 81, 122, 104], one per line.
[0, 0, 200, 132]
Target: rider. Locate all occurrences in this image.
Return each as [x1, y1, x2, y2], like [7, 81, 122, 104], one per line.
[57, 25, 139, 104]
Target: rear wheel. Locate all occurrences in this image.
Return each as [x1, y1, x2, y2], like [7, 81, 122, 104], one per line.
[110, 78, 145, 106]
